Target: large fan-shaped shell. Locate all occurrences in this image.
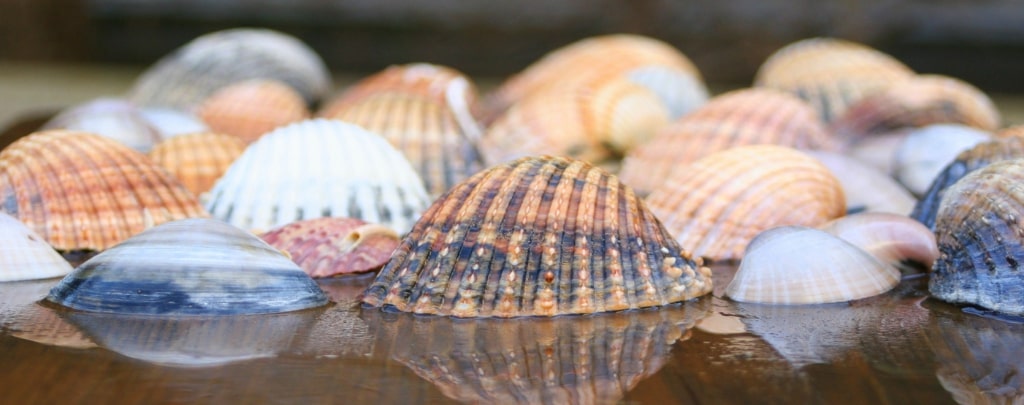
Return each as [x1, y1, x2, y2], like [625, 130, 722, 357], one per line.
[362, 156, 713, 318]
[754, 37, 914, 123]
[807, 151, 916, 215]
[204, 119, 430, 235]
[46, 218, 328, 315]
[620, 88, 835, 195]
[42, 98, 163, 153]
[148, 132, 246, 196]
[0, 213, 73, 282]
[0, 130, 208, 256]
[196, 79, 310, 144]
[894, 124, 992, 197]
[261, 217, 399, 278]
[930, 159, 1024, 316]
[646, 145, 846, 262]
[128, 28, 330, 110]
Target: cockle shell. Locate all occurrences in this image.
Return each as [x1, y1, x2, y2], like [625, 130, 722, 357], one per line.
[725, 226, 900, 304]
[196, 79, 310, 144]
[362, 156, 714, 318]
[893, 124, 992, 197]
[318, 64, 485, 199]
[148, 132, 246, 196]
[0, 213, 73, 282]
[204, 119, 431, 235]
[819, 213, 939, 273]
[42, 98, 163, 153]
[260, 217, 400, 278]
[47, 218, 329, 315]
[620, 88, 836, 195]
[754, 37, 915, 123]
[0, 130, 208, 260]
[807, 151, 916, 215]
[930, 159, 1024, 316]
[128, 28, 330, 110]
[646, 145, 846, 262]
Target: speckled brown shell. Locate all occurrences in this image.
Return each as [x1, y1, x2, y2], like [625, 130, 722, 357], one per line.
[0, 130, 208, 256]
[261, 217, 399, 278]
[619, 88, 836, 195]
[362, 156, 713, 318]
[646, 145, 846, 262]
[148, 132, 246, 196]
[196, 79, 310, 144]
[754, 37, 914, 123]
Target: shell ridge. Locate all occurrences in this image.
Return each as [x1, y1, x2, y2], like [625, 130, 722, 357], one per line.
[10, 138, 77, 249]
[64, 135, 145, 248]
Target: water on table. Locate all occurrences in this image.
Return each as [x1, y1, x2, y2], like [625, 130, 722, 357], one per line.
[0, 267, 1020, 404]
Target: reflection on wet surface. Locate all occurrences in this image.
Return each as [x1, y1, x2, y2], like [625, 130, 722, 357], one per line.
[1, 265, 1022, 404]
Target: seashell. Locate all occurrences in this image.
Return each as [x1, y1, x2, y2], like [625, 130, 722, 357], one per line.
[204, 118, 430, 235]
[893, 124, 992, 197]
[260, 217, 399, 278]
[46, 218, 329, 315]
[646, 145, 846, 262]
[844, 129, 910, 175]
[807, 151, 916, 215]
[725, 226, 900, 304]
[831, 74, 1000, 141]
[819, 212, 939, 273]
[42, 98, 162, 152]
[128, 28, 330, 110]
[620, 88, 836, 195]
[0, 130, 208, 262]
[362, 155, 714, 317]
[0, 212, 73, 282]
[196, 79, 310, 144]
[911, 136, 1024, 229]
[754, 37, 915, 123]
[138, 107, 210, 139]
[318, 64, 485, 198]
[929, 159, 1024, 316]
[148, 132, 246, 197]
[484, 33, 707, 122]
[996, 124, 1024, 138]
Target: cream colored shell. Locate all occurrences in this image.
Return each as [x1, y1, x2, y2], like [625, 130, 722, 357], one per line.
[0, 213, 73, 282]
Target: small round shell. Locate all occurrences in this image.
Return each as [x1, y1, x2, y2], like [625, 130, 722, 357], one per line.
[148, 132, 246, 196]
[362, 156, 713, 318]
[0, 213, 73, 282]
[261, 217, 399, 278]
[819, 212, 939, 272]
[42, 98, 162, 153]
[196, 79, 310, 144]
[894, 124, 992, 197]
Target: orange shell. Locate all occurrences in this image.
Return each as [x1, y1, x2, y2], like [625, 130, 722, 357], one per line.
[646, 145, 846, 262]
[261, 217, 399, 278]
[196, 79, 310, 144]
[148, 132, 246, 196]
[0, 130, 208, 253]
[619, 88, 835, 195]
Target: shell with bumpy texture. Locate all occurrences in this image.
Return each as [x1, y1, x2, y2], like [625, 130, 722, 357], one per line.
[148, 132, 246, 196]
[204, 119, 430, 235]
[362, 156, 713, 318]
[196, 79, 310, 144]
[261, 217, 399, 278]
[0, 213, 73, 282]
[42, 98, 163, 153]
[646, 145, 846, 262]
[808, 151, 916, 215]
[894, 124, 992, 197]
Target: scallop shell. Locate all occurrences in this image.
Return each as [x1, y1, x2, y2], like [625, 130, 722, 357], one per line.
[646, 145, 846, 262]
[128, 28, 330, 110]
[46, 218, 329, 315]
[196, 79, 310, 144]
[807, 151, 916, 215]
[42, 98, 163, 153]
[204, 118, 431, 235]
[894, 124, 992, 197]
[927, 306, 1024, 404]
[754, 37, 915, 123]
[148, 132, 246, 196]
[318, 64, 485, 198]
[911, 136, 1024, 229]
[725, 226, 900, 304]
[362, 156, 713, 318]
[260, 217, 399, 278]
[819, 212, 939, 273]
[0, 130, 208, 260]
[930, 159, 1024, 316]
[620, 88, 836, 195]
[0, 213, 73, 282]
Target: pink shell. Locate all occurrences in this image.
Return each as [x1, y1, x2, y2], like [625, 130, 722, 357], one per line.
[261, 217, 399, 278]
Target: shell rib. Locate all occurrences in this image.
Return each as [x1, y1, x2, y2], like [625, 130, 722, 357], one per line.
[646, 145, 846, 262]
[42, 98, 162, 153]
[261, 217, 399, 278]
[807, 151, 916, 215]
[204, 119, 430, 235]
[362, 156, 713, 318]
[0, 213, 73, 282]
[196, 79, 310, 144]
[148, 132, 246, 196]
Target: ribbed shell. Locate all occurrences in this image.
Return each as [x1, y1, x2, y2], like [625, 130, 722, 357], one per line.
[128, 28, 330, 110]
[260, 217, 399, 278]
[204, 119, 431, 235]
[318, 64, 485, 199]
[894, 124, 992, 197]
[42, 98, 162, 153]
[196, 79, 310, 144]
[362, 156, 714, 318]
[148, 132, 246, 196]
[912, 136, 1024, 230]
[0, 213, 73, 282]
[646, 145, 846, 262]
[754, 37, 915, 123]
[619, 88, 835, 195]
[930, 159, 1024, 316]
[47, 218, 329, 315]
[808, 151, 916, 215]
[0, 130, 208, 255]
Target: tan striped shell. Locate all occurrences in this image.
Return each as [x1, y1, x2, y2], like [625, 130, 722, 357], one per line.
[646, 145, 846, 262]
[362, 156, 713, 318]
[0, 130, 208, 257]
[148, 132, 246, 196]
[0, 212, 73, 282]
[754, 37, 914, 123]
[196, 79, 310, 144]
[619, 88, 835, 195]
